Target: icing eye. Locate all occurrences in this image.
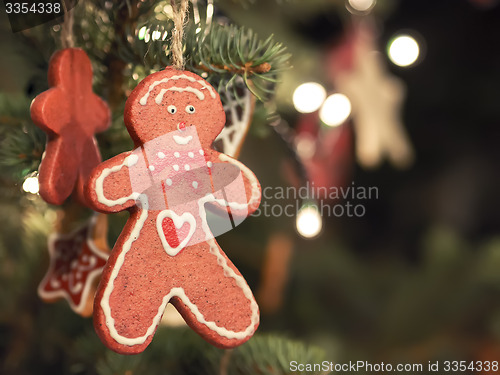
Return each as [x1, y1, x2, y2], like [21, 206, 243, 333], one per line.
[167, 105, 177, 114]
[185, 105, 196, 114]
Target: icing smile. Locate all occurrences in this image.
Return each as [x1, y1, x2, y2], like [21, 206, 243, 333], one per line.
[173, 134, 193, 145]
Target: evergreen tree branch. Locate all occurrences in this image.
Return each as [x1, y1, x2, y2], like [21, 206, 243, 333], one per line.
[119, 18, 289, 102]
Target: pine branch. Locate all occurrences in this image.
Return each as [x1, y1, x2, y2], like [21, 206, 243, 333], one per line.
[187, 23, 291, 101]
[211, 334, 326, 375]
[76, 327, 326, 375]
[0, 94, 45, 178]
[119, 17, 290, 102]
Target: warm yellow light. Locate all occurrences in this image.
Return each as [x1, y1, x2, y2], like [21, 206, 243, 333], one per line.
[319, 93, 351, 127]
[206, 3, 214, 19]
[293, 82, 327, 113]
[388, 35, 420, 67]
[151, 30, 162, 41]
[23, 176, 39, 194]
[138, 26, 147, 40]
[163, 4, 173, 17]
[296, 206, 322, 238]
[348, 0, 376, 12]
[295, 135, 316, 160]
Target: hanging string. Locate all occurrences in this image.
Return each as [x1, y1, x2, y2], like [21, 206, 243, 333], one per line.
[61, 0, 75, 48]
[170, 0, 189, 69]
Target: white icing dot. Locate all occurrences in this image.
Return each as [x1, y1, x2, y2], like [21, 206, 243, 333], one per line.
[149, 165, 155, 171]
[125, 154, 139, 167]
[157, 152, 165, 159]
[192, 181, 198, 189]
[174, 152, 180, 158]
[188, 152, 194, 158]
[166, 179, 172, 186]
[173, 165, 179, 171]
[199, 149, 204, 155]
[184, 164, 190, 171]
[207, 161, 213, 168]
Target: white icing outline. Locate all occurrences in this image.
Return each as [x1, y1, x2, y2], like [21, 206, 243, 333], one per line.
[37, 215, 109, 315]
[95, 154, 140, 207]
[197, 154, 260, 240]
[218, 154, 260, 206]
[156, 87, 205, 101]
[156, 210, 196, 256]
[139, 74, 216, 106]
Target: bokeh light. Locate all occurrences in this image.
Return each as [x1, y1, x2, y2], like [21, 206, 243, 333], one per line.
[319, 93, 351, 127]
[22, 176, 39, 194]
[138, 26, 147, 40]
[293, 82, 327, 113]
[388, 34, 420, 67]
[347, 0, 376, 12]
[296, 206, 322, 238]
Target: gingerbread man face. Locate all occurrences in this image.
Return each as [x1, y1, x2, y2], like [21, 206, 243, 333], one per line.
[124, 67, 225, 147]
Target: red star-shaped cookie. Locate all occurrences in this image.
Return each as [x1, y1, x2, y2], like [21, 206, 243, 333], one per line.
[38, 215, 109, 316]
[30, 48, 110, 205]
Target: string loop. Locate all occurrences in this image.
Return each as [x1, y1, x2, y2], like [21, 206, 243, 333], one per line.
[61, 0, 75, 49]
[170, 0, 189, 70]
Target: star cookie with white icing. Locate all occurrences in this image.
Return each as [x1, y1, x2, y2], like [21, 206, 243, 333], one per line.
[38, 214, 109, 317]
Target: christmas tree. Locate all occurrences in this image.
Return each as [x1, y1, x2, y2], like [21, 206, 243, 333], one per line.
[2, 0, 500, 374]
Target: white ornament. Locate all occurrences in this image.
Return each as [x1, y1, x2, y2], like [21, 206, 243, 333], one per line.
[215, 77, 254, 157]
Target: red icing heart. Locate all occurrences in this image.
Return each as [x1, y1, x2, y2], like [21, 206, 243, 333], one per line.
[161, 217, 191, 249]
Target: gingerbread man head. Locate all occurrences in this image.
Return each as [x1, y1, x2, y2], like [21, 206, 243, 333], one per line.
[124, 67, 225, 147]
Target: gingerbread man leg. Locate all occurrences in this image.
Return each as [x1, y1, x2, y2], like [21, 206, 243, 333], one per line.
[93, 209, 172, 354]
[38, 136, 80, 204]
[171, 239, 259, 349]
[77, 138, 102, 204]
[94, 211, 258, 353]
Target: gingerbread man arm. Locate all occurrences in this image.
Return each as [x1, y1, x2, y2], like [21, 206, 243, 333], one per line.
[207, 151, 261, 216]
[85, 152, 140, 213]
[30, 88, 70, 135]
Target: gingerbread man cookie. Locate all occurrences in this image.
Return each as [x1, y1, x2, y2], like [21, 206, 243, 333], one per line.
[30, 48, 110, 205]
[85, 67, 261, 354]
